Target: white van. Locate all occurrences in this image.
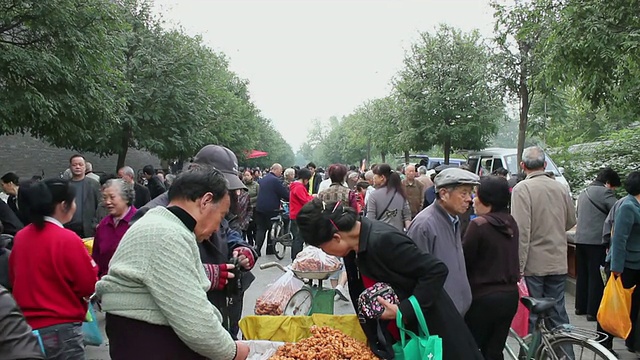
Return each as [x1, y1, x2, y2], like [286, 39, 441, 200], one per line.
[467, 148, 571, 193]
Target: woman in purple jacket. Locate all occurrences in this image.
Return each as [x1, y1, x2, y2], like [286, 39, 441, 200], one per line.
[93, 179, 137, 278]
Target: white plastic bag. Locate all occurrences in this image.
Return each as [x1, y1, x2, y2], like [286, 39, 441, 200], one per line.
[254, 270, 303, 315]
[292, 246, 341, 272]
[241, 340, 285, 360]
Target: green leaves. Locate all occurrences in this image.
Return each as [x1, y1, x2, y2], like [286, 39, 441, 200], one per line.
[395, 25, 504, 163]
[0, 0, 287, 171]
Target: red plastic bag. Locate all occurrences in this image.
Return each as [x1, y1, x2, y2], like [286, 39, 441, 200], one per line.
[511, 278, 530, 337]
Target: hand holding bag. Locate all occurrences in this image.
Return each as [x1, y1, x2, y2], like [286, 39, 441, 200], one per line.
[393, 296, 443, 360]
[598, 275, 635, 339]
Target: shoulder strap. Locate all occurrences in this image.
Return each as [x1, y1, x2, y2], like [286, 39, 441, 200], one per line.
[585, 188, 608, 216]
[376, 190, 397, 221]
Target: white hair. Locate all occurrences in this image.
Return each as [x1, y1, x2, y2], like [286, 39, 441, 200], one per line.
[284, 168, 295, 178]
[522, 146, 546, 170]
[418, 166, 427, 175]
[120, 166, 135, 178]
[85, 162, 93, 172]
[103, 178, 135, 206]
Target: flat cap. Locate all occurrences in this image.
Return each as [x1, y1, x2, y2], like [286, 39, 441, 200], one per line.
[434, 168, 480, 190]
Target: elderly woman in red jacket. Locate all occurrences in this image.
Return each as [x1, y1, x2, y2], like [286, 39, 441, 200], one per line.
[93, 178, 137, 278]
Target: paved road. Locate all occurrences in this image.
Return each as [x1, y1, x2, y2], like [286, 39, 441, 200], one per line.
[86, 251, 633, 359]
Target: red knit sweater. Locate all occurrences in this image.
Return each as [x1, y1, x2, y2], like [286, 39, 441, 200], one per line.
[9, 221, 98, 329]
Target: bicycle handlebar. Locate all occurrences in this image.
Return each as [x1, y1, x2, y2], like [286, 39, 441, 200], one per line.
[259, 262, 288, 272]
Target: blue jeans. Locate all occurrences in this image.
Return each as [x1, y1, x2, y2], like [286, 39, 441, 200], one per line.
[525, 274, 571, 332]
[36, 322, 85, 360]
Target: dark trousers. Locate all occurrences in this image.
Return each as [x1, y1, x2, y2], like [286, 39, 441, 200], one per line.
[106, 313, 206, 360]
[525, 274, 570, 332]
[620, 268, 640, 350]
[575, 244, 607, 316]
[465, 290, 519, 360]
[254, 211, 275, 255]
[290, 220, 303, 261]
[596, 263, 615, 350]
[245, 219, 256, 246]
[36, 322, 84, 360]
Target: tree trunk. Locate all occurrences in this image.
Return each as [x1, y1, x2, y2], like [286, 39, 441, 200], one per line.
[366, 137, 371, 166]
[404, 150, 410, 165]
[116, 124, 131, 171]
[381, 151, 386, 163]
[443, 137, 451, 164]
[517, 43, 532, 167]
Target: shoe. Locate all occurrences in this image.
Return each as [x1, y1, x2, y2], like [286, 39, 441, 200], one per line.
[586, 315, 597, 322]
[575, 309, 586, 316]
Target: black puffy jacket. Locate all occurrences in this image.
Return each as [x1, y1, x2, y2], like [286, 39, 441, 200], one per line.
[0, 286, 44, 359]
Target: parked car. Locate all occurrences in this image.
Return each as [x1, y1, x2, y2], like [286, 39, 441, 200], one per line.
[467, 148, 571, 193]
[397, 155, 466, 171]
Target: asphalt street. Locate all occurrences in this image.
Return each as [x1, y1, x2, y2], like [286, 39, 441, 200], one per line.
[85, 250, 633, 359]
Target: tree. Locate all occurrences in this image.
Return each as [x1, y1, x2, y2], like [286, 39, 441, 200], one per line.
[395, 24, 504, 164]
[541, 0, 640, 118]
[0, 0, 126, 147]
[492, 0, 554, 164]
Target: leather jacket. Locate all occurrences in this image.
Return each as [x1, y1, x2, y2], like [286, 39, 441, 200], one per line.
[0, 286, 44, 359]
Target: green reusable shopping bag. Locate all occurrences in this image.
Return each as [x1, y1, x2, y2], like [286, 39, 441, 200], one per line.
[393, 296, 443, 360]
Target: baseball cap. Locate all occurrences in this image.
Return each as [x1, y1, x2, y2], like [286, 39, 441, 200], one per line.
[192, 145, 246, 190]
[434, 168, 480, 190]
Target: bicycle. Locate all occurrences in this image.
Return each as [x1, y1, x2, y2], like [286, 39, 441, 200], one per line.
[260, 261, 341, 316]
[504, 297, 617, 360]
[270, 201, 293, 260]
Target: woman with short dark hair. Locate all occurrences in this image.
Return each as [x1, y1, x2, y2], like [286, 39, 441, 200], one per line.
[610, 171, 640, 352]
[296, 198, 483, 360]
[462, 175, 519, 360]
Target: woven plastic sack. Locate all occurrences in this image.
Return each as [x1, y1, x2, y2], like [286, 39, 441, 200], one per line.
[254, 270, 303, 316]
[511, 278, 530, 337]
[291, 246, 341, 272]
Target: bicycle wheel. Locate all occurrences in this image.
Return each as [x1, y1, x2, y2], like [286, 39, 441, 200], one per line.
[273, 237, 287, 260]
[536, 336, 617, 360]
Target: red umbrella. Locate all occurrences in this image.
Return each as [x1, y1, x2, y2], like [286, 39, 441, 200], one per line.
[246, 150, 269, 159]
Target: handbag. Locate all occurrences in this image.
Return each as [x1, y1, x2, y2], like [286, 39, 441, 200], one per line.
[393, 296, 443, 360]
[82, 302, 104, 346]
[376, 191, 397, 221]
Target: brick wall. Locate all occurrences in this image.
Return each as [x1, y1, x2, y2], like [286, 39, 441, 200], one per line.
[0, 134, 161, 179]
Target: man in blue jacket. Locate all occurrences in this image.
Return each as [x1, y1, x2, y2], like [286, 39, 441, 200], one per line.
[255, 163, 290, 256]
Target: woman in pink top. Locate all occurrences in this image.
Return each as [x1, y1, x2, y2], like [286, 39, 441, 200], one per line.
[93, 179, 137, 277]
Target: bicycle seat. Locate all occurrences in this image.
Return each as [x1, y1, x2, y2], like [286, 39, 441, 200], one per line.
[521, 297, 556, 314]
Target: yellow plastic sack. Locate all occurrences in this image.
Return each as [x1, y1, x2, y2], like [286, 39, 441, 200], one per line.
[82, 238, 94, 256]
[597, 275, 635, 339]
[239, 314, 366, 343]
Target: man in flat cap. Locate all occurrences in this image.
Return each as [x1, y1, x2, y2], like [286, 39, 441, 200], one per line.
[407, 167, 480, 316]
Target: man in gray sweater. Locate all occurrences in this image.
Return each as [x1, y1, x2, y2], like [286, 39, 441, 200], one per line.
[407, 167, 480, 316]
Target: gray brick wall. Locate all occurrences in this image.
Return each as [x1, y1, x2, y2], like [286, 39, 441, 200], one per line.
[0, 134, 161, 179]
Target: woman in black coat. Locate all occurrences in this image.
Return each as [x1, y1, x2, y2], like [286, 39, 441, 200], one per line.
[296, 198, 482, 360]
